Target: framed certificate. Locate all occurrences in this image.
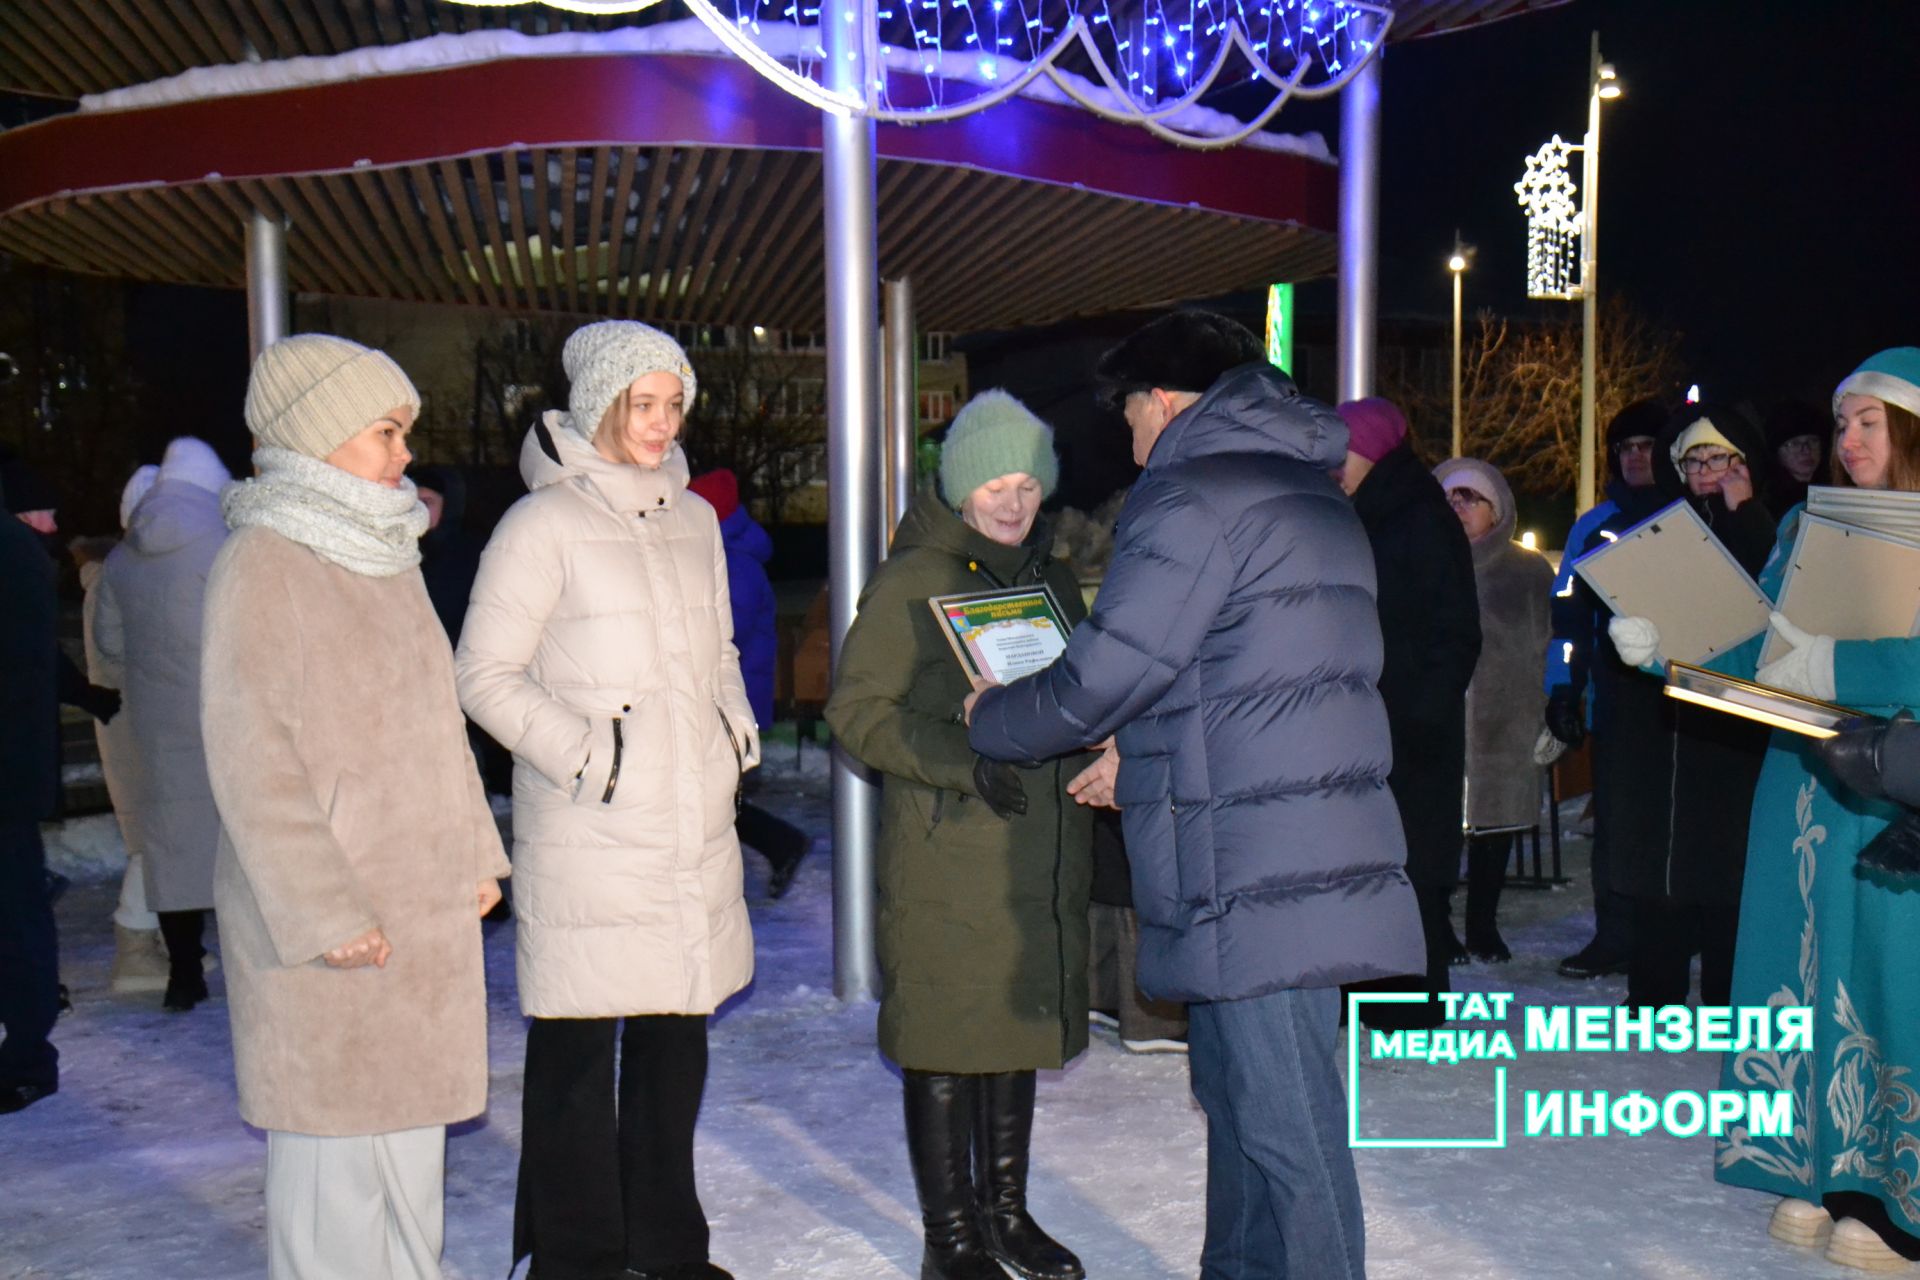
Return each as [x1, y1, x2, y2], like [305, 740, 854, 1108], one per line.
[1572, 498, 1772, 665]
[1664, 661, 1868, 739]
[1760, 514, 1920, 665]
[928, 586, 1074, 684]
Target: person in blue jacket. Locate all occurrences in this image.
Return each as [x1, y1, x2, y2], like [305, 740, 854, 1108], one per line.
[967, 311, 1421, 1280]
[1541, 397, 1668, 978]
[687, 468, 810, 898]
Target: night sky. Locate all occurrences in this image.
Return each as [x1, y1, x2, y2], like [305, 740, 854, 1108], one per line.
[1285, 0, 1920, 406]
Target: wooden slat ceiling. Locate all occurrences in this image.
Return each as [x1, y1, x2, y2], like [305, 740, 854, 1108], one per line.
[0, 150, 1334, 332]
[0, 0, 1569, 101]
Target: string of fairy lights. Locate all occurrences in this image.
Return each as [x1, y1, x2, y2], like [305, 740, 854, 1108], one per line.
[451, 0, 1390, 147]
[765, 0, 1386, 126]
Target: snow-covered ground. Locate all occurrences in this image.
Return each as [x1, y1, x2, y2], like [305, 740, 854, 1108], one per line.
[3, 760, 1868, 1278]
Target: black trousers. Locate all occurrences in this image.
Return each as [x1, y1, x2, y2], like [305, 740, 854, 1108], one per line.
[157, 909, 206, 984]
[1625, 896, 1739, 1009]
[736, 800, 809, 869]
[515, 1014, 711, 1278]
[1588, 735, 1634, 955]
[0, 820, 59, 1090]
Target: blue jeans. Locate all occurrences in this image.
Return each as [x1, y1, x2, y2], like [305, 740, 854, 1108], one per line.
[1188, 986, 1364, 1280]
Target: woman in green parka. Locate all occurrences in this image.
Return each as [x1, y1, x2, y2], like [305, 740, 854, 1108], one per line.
[827, 390, 1094, 1280]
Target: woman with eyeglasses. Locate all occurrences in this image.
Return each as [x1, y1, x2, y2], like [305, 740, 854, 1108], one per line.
[1672, 349, 1920, 1271]
[1603, 403, 1776, 1014]
[1432, 458, 1553, 965]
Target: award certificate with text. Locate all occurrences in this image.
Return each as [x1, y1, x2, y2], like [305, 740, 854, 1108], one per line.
[928, 586, 1072, 684]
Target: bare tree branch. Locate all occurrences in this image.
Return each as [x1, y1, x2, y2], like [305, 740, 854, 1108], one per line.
[1384, 297, 1684, 494]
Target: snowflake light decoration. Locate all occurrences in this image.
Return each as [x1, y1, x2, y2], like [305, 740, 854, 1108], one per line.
[1514, 134, 1585, 301]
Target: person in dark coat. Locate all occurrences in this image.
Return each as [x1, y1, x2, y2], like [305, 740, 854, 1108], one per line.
[411, 464, 484, 647]
[414, 464, 519, 837]
[1763, 398, 1830, 516]
[1543, 397, 1668, 978]
[0, 467, 63, 1115]
[689, 468, 811, 898]
[1607, 403, 1776, 1009]
[1336, 398, 1481, 1026]
[970, 313, 1421, 1280]
[827, 390, 1094, 1280]
[0, 451, 119, 732]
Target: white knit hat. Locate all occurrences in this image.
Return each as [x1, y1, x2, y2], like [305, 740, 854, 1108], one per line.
[158, 436, 232, 496]
[118, 464, 158, 529]
[244, 334, 421, 459]
[562, 321, 697, 439]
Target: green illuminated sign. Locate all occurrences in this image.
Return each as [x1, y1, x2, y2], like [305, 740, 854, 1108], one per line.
[1265, 282, 1295, 374]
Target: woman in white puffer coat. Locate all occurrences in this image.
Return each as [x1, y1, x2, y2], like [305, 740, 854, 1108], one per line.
[456, 321, 755, 1280]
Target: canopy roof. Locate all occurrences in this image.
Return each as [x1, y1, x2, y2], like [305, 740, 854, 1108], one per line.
[0, 51, 1336, 330]
[0, 0, 1568, 102]
[0, 0, 1565, 330]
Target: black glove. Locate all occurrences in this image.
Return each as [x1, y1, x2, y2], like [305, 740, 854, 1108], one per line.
[78, 684, 121, 725]
[1545, 686, 1586, 749]
[1859, 809, 1920, 880]
[1817, 716, 1890, 803]
[972, 755, 1028, 821]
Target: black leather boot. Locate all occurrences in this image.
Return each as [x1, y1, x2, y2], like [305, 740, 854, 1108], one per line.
[1464, 838, 1511, 963]
[903, 1073, 1009, 1280]
[157, 910, 209, 1011]
[974, 1073, 1084, 1280]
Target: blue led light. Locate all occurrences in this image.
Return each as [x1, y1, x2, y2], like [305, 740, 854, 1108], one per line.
[719, 0, 1381, 125]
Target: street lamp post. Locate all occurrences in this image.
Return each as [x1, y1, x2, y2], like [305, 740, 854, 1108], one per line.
[1448, 243, 1468, 458]
[1579, 33, 1621, 512]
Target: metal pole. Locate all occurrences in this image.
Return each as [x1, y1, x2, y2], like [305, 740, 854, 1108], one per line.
[1579, 31, 1602, 513]
[882, 277, 915, 545]
[245, 209, 288, 361]
[1336, 52, 1381, 403]
[1451, 266, 1463, 458]
[824, 0, 883, 1003]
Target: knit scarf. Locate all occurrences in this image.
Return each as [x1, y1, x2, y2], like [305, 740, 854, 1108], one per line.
[221, 447, 428, 578]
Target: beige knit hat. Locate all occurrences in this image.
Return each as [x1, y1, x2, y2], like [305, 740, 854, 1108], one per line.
[244, 334, 421, 459]
[563, 320, 697, 439]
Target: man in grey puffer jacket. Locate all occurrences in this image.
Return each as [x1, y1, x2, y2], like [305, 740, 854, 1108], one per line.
[969, 311, 1420, 1280]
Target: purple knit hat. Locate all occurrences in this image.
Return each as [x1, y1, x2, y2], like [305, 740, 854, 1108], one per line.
[1335, 397, 1410, 463]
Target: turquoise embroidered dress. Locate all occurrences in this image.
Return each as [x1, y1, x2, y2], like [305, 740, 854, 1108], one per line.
[1710, 504, 1920, 1231]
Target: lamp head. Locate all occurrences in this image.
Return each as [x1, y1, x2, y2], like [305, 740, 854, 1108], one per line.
[1448, 253, 1468, 274]
[1596, 62, 1622, 99]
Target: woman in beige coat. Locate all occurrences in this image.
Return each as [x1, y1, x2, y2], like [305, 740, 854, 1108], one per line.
[201, 334, 510, 1280]
[456, 320, 754, 1280]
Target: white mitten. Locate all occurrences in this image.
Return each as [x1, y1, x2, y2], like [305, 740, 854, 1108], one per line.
[1756, 612, 1837, 701]
[1608, 615, 1663, 668]
[1533, 725, 1569, 767]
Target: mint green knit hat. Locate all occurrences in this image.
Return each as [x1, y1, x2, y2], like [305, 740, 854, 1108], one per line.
[1834, 347, 1920, 421]
[938, 390, 1059, 508]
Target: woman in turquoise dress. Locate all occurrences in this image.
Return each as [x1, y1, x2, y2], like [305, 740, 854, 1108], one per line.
[1660, 348, 1920, 1271]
